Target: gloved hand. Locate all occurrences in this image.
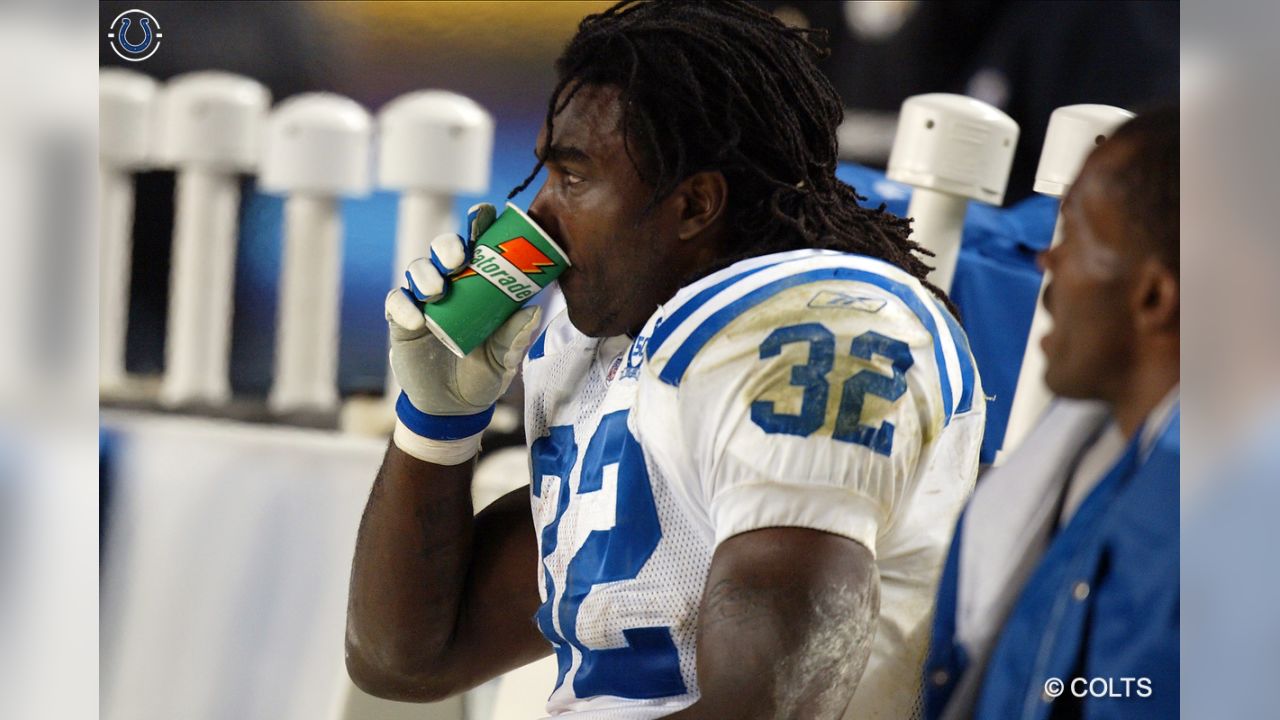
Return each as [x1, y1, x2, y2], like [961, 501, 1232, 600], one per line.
[386, 203, 542, 465]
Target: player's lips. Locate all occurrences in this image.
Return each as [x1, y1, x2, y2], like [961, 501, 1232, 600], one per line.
[1040, 318, 1062, 354]
[553, 238, 573, 274]
[1039, 285, 1056, 352]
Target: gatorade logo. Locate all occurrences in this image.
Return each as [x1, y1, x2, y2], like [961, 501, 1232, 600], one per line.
[455, 237, 555, 302]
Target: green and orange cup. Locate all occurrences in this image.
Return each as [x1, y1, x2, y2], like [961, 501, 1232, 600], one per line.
[423, 202, 570, 357]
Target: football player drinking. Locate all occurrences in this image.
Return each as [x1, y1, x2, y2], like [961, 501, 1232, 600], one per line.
[347, 3, 983, 718]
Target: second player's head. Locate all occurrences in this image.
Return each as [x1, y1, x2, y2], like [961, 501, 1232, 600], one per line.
[517, 0, 943, 338]
[1040, 107, 1180, 413]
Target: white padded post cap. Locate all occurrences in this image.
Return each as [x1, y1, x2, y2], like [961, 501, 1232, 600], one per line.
[156, 71, 270, 171]
[1033, 104, 1136, 197]
[260, 93, 373, 196]
[100, 68, 158, 168]
[887, 93, 1019, 206]
[378, 90, 494, 195]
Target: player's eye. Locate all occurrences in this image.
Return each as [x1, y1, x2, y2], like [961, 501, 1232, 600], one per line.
[563, 172, 585, 187]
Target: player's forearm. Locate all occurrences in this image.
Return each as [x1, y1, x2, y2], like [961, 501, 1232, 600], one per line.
[345, 441, 477, 698]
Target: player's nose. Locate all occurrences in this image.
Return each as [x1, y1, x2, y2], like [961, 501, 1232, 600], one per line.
[527, 188, 566, 251]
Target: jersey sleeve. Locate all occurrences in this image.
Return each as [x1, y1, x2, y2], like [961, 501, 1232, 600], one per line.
[637, 278, 954, 556]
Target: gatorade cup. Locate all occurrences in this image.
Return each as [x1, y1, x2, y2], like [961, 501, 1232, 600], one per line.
[423, 202, 570, 357]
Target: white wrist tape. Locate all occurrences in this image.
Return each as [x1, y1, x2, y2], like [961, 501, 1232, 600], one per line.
[393, 419, 484, 466]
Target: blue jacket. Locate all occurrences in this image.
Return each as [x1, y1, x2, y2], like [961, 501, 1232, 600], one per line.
[925, 405, 1179, 719]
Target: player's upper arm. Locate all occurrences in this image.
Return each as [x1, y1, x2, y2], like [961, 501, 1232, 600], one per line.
[674, 526, 880, 720]
[639, 279, 952, 555]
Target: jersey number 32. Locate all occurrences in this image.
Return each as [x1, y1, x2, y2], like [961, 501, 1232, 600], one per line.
[751, 323, 912, 456]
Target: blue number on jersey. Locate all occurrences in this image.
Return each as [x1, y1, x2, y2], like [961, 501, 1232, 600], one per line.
[833, 331, 914, 455]
[750, 323, 834, 437]
[751, 324, 913, 456]
[531, 426, 578, 690]
[531, 410, 686, 699]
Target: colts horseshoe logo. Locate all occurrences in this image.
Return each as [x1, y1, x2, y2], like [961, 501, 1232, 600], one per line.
[108, 9, 163, 62]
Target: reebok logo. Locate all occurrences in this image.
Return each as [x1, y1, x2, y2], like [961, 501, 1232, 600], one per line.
[806, 290, 887, 313]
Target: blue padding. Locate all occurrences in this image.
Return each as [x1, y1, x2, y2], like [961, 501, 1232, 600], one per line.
[658, 267, 958, 426]
[947, 196, 1057, 463]
[395, 392, 495, 440]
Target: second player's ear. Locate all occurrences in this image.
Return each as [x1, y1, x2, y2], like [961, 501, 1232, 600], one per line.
[675, 170, 728, 242]
[1131, 257, 1179, 335]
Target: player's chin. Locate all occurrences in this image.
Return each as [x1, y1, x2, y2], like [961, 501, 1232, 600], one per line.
[1042, 365, 1069, 397]
[1043, 359, 1088, 399]
[559, 266, 588, 302]
[1039, 321, 1066, 357]
[562, 296, 606, 338]
[1040, 334, 1066, 386]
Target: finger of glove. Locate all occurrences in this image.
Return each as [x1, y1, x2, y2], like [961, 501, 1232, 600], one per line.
[405, 257, 447, 303]
[487, 305, 543, 373]
[466, 203, 498, 248]
[385, 288, 428, 338]
[429, 232, 469, 276]
[454, 305, 542, 408]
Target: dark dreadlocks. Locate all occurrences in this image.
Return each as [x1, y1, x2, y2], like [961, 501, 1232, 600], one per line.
[510, 0, 954, 311]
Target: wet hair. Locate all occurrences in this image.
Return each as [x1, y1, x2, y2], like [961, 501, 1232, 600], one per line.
[1105, 106, 1179, 274]
[510, 0, 953, 310]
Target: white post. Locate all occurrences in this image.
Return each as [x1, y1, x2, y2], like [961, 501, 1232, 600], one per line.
[886, 93, 1019, 292]
[999, 104, 1136, 460]
[339, 91, 494, 435]
[380, 92, 493, 405]
[260, 93, 373, 415]
[99, 69, 157, 395]
[164, 167, 242, 406]
[155, 72, 270, 408]
[393, 191, 455, 298]
[902, 187, 968, 291]
[99, 164, 137, 390]
[271, 194, 343, 412]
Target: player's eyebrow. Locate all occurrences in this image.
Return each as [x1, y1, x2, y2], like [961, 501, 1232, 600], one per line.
[536, 143, 592, 166]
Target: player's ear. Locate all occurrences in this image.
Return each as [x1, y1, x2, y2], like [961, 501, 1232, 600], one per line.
[1132, 257, 1179, 335]
[674, 170, 728, 243]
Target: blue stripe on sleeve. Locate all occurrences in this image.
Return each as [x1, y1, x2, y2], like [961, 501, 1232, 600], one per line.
[937, 303, 976, 415]
[645, 260, 791, 360]
[658, 267, 958, 424]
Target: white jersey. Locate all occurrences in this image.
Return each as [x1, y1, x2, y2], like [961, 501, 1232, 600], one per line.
[523, 249, 984, 719]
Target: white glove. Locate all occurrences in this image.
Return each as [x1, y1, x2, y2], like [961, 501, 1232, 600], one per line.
[387, 203, 542, 465]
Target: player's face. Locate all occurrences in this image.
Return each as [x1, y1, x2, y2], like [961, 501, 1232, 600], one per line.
[527, 84, 689, 338]
[1039, 146, 1138, 400]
